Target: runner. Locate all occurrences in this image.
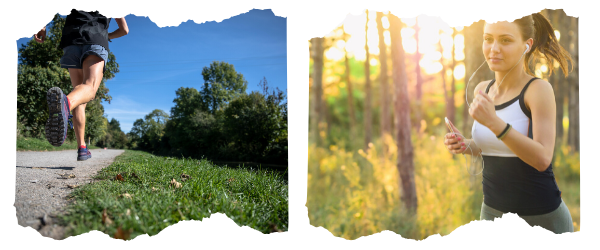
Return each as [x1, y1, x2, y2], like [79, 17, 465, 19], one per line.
[34, 9, 128, 161]
[443, 13, 574, 233]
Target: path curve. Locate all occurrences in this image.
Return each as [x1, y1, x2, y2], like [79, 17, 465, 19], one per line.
[15, 149, 124, 239]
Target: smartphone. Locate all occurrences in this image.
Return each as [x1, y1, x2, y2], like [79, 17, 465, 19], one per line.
[444, 117, 455, 134]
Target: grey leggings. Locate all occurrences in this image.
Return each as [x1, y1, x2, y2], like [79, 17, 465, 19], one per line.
[480, 200, 574, 234]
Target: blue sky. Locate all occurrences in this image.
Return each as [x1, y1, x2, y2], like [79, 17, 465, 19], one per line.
[17, 9, 286, 133]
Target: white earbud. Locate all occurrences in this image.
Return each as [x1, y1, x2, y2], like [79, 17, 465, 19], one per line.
[524, 44, 530, 55]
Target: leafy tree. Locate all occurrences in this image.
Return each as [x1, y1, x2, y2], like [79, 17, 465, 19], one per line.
[170, 87, 204, 119]
[128, 118, 145, 148]
[165, 109, 224, 158]
[128, 109, 169, 152]
[17, 63, 71, 137]
[97, 118, 128, 148]
[129, 75, 286, 164]
[200, 61, 248, 114]
[165, 86, 224, 158]
[223, 78, 287, 163]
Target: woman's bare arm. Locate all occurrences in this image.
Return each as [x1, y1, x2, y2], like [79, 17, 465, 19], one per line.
[109, 17, 129, 40]
[445, 80, 489, 156]
[484, 79, 556, 171]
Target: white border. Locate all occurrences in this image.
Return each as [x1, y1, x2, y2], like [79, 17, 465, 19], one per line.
[2, 0, 595, 249]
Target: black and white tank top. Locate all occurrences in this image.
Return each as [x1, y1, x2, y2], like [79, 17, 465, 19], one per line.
[471, 77, 562, 216]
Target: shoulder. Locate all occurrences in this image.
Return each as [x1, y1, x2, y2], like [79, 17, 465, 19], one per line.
[473, 80, 493, 94]
[524, 78, 555, 111]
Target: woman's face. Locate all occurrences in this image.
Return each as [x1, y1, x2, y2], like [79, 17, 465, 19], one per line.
[483, 21, 531, 72]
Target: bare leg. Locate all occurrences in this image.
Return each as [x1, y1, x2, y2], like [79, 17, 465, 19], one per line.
[67, 68, 85, 147]
[66, 55, 104, 147]
[72, 103, 87, 147]
[67, 55, 104, 110]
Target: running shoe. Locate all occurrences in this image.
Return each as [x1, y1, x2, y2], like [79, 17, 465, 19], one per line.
[77, 147, 92, 161]
[45, 87, 73, 147]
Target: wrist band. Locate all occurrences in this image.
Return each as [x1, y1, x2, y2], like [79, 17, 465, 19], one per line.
[497, 123, 511, 140]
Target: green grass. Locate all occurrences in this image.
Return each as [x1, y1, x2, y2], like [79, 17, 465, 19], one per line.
[59, 150, 288, 239]
[17, 136, 99, 151]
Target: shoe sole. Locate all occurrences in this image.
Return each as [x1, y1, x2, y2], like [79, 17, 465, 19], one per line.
[45, 87, 67, 147]
[77, 153, 92, 161]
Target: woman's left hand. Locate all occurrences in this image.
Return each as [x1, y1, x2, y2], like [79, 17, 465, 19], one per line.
[469, 90, 500, 128]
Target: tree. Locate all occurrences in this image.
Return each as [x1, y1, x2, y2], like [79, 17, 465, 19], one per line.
[129, 109, 169, 152]
[567, 15, 579, 152]
[342, 25, 357, 139]
[377, 12, 391, 140]
[200, 61, 248, 114]
[389, 14, 417, 213]
[364, 10, 373, 149]
[439, 31, 455, 128]
[224, 89, 287, 162]
[17, 63, 71, 137]
[171, 87, 204, 119]
[449, 27, 457, 126]
[414, 17, 424, 133]
[545, 9, 566, 147]
[310, 37, 325, 147]
[97, 118, 128, 149]
[164, 77, 286, 163]
[165, 86, 223, 158]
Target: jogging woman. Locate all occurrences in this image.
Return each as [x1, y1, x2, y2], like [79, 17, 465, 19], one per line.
[35, 9, 128, 161]
[443, 13, 574, 233]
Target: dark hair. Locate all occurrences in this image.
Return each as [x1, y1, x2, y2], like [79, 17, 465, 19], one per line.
[513, 13, 573, 76]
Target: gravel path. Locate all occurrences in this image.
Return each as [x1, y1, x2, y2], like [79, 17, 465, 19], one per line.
[15, 149, 124, 239]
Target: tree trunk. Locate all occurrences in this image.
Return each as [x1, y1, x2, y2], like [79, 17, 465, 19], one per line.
[549, 9, 565, 146]
[310, 37, 325, 147]
[567, 16, 579, 152]
[463, 20, 494, 137]
[377, 12, 391, 141]
[439, 38, 450, 121]
[364, 10, 373, 149]
[389, 13, 417, 213]
[450, 28, 457, 125]
[343, 26, 357, 140]
[414, 17, 423, 133]
[552, 67, 564, 146]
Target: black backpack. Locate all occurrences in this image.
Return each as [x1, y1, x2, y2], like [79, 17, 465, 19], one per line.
[58, 9, 111, 51]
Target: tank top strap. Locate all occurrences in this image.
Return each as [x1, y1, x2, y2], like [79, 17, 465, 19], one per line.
[519, 77, 539, 97]
[518, 77, 539, 119]
[484, 79, 496, 94]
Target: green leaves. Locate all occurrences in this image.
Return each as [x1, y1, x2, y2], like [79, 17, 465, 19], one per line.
[96, 118, 129, 149]
[128, 109, 169, 152]
[17, 64, 71, 138]
[200, 61, 248, 114]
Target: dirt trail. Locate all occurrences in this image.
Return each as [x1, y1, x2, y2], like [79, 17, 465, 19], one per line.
[15, 149, 124, 239]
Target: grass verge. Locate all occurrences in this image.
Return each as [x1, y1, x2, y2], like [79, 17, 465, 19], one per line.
[59, 150, 288, 239]
[17, 137, 99, 151]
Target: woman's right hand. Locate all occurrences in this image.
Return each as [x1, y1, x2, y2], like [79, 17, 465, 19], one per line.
[444, 120, 467, 154]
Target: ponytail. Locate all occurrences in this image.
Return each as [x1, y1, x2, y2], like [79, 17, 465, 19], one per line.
[515, 13, 573, 77]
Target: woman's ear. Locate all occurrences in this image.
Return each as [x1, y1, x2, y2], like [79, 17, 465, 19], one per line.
[526, 38, 534, 53]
